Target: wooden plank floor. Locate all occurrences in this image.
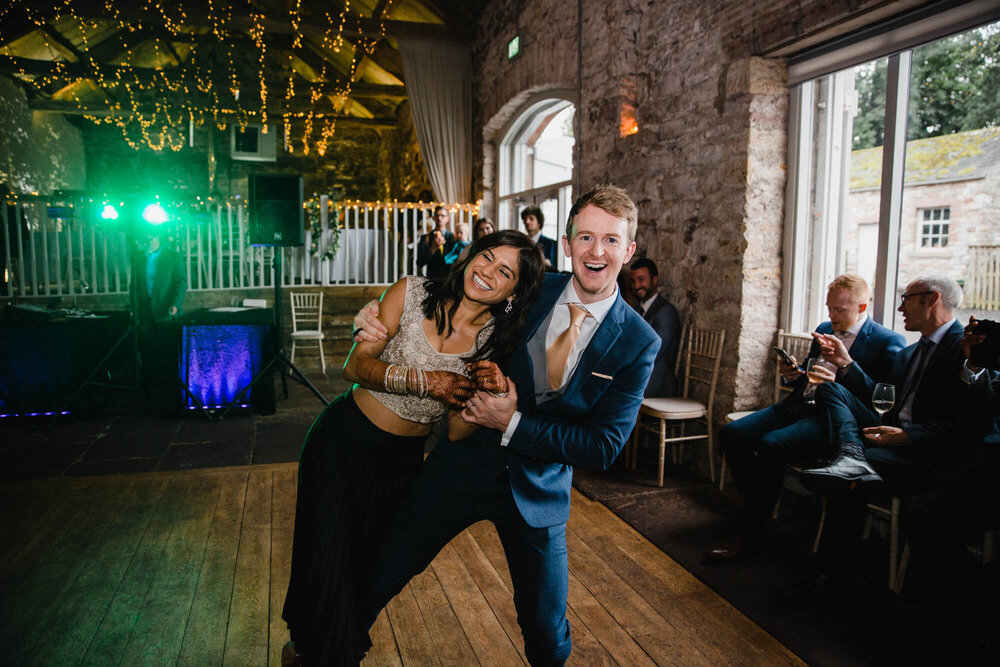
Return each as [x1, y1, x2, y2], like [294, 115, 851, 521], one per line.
[0, 463, 803, 665]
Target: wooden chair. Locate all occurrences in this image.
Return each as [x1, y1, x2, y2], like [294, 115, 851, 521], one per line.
[719, 330, 813, 491]
[628, 325, 726, 486]
[290, 292, 326, 373]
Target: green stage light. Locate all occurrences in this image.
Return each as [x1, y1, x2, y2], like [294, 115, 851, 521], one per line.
[142, 202, 168, 225]
[100, 204, 119, 220]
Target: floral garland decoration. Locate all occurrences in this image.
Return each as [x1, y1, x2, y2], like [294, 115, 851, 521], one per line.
[305, 196, 341, 260]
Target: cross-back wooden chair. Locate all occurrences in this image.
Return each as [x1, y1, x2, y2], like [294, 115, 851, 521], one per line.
[628, 325, 726, 486]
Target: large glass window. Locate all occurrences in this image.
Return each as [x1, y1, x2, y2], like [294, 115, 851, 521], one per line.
[784, 18, 1000, 339]
[498, 98, 574, 269]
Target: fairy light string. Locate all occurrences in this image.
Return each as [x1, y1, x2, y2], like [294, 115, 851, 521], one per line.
[3, 0, 394, 152]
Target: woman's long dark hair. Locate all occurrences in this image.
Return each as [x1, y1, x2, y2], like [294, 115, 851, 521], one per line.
[422, 230, 545, 363]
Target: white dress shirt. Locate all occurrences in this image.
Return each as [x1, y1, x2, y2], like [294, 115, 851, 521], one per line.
[500, 280, 619, 446]
[640, 293, 657, 317]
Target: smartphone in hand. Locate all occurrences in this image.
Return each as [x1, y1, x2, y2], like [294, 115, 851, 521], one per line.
[774, 347, 800, 369]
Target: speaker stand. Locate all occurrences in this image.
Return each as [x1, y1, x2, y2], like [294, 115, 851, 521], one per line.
[210, 250, 328, 421]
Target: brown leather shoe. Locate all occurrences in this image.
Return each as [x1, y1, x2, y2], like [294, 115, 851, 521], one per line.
[282, 640, 302, 666]
[703, 537, 748, 564]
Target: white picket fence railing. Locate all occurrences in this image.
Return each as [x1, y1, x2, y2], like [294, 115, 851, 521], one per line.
[0, 198, 479, 298]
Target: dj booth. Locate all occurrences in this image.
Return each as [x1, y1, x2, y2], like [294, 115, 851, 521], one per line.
[180, 307, 276, 414]
[0, 305, 276, 416]
[0, 308, 130, 416]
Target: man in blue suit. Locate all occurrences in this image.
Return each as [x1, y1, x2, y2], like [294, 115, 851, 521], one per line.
[705, 274, 905, 563]
[354, 185, 659, 664]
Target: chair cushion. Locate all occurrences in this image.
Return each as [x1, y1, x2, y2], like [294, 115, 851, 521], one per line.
[291, 331, 325, 340]
[725, 410, 755, 423]
[640, 397, 707, 420]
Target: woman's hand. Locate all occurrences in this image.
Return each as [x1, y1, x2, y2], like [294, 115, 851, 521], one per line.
[466, 361, 508, 395]
[425, 370, 477, 409]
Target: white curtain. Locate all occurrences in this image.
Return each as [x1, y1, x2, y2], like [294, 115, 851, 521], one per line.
[398, 39, 472, 203]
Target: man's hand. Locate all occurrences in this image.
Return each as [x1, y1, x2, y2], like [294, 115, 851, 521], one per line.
[466, 360, 508, 395]
[807, 363, 837, 385]
[462, 378, 518, 432]
[961, 316, 986, 372]
[779, 356, 803, 381]
[813, 332, 852, 370]
[353, 300, 387, 342]
[862, 425, 910, 447]
[168, 306, 178, 317]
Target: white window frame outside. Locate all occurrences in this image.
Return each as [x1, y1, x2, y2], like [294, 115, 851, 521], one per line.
[917, 206, 951, 249]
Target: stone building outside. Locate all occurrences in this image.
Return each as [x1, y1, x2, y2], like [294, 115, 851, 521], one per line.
[845, 126, 1000, 319]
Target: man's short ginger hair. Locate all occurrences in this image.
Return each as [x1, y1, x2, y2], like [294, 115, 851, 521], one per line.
[827, 274, 871, 303]
[566, 184, 638, 241]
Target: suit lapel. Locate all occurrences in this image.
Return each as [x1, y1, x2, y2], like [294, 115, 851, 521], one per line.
[847, 317, 872, 357]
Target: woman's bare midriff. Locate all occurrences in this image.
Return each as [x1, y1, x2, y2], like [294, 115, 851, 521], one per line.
[351, 386, 435, 437]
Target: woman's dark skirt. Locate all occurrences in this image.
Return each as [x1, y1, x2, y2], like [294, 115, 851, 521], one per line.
[281, 390, 426, 665]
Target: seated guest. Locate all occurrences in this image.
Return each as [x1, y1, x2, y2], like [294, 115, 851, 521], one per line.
[444, 222, 471, 265]
[416, 205, 454, 279]
[790, 276, 991, 599]
[627, 258, 682, 397]
[520, 205, 558, 270]
[705, 274, 904, 563]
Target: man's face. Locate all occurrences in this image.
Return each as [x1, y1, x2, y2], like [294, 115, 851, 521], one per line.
[897, 280, 935, 332]
[826, 288, 866, 331]
[628, 267, 658, 302]
[522, 213, 541, 235]
[434, 209, 450, 230]
[562, 204, 636, 303]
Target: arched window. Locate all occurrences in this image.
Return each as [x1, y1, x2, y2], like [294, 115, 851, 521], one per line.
[498, 98, 575, 270]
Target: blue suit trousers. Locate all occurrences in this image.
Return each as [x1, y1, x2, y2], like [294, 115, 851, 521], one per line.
[358, 465, 572, 666]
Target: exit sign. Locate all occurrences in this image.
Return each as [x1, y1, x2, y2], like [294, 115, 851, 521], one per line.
[507, 35, 520, 60]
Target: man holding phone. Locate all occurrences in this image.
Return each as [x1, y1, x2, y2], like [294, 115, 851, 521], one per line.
[705, 274, 905, 563]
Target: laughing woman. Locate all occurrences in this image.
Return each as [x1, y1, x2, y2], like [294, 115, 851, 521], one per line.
[281, 230, 544, 665]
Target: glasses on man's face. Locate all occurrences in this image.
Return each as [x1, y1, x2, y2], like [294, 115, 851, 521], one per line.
[899, 290, 934, 304]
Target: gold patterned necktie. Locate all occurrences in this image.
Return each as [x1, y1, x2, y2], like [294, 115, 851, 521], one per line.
[546, 303, 590, 390]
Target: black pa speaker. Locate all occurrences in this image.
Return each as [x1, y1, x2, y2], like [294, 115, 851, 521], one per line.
[248, 174, 304, 246]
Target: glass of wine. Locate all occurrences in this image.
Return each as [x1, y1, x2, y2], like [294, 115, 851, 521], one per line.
[803, 358, 824, 404]
[872, 383, 895, 419]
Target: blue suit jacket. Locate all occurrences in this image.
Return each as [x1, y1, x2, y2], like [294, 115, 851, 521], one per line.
[427, 273, 660, 528]
[789, 317, 905, 394]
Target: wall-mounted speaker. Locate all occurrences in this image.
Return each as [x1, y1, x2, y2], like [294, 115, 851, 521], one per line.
[248, 174, 304, 247]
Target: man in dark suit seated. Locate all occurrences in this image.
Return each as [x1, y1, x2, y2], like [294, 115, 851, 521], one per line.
[705, 274, 905, 563]
[627, 258, 682, 397]
[790, 276, 989, 599]
[521, 205, 559, 270]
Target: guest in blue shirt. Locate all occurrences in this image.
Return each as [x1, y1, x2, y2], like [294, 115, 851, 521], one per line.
[444, 222, 470, 266]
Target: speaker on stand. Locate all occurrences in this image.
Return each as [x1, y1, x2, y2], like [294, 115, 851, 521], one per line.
[213, 174, 327, 418]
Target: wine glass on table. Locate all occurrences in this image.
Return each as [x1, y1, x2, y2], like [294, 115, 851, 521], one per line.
[872, 383, 895, 420]
[803, 358, 824, 404]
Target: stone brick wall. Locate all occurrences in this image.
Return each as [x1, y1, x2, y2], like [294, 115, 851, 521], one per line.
[472, 0, 931, 474]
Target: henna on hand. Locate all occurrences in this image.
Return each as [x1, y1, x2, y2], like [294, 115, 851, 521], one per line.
[466, 361, 508, 395]
[425, 370, 476, 409]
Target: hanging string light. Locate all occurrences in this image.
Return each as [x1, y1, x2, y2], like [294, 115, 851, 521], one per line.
[4, 0, 394, 153]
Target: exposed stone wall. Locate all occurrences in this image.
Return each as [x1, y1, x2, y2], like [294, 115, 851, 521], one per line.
[473, 0, 931, 473]
[0, 76, 85, 195]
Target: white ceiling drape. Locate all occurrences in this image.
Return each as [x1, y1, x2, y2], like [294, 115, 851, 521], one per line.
[398, 39, 472, 203]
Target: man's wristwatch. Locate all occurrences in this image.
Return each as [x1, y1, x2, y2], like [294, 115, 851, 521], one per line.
[837, 360, 853, 375]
